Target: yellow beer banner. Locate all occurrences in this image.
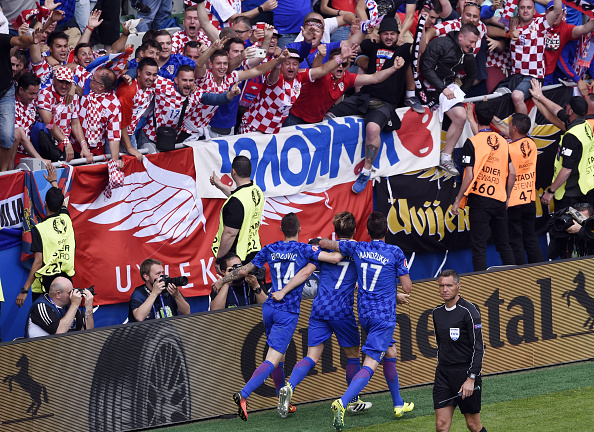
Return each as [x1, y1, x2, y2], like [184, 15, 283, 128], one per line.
[1, 258, 592, 431]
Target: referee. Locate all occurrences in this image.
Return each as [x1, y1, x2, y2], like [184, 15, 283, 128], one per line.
[432, 269, 486, 432]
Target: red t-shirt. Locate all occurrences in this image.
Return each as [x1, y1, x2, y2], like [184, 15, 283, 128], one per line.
[544, 21, 576, 76]
[291, 70, 358, 123]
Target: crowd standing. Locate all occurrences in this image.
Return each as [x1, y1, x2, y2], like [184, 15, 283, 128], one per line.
[5, 0, 594, 427]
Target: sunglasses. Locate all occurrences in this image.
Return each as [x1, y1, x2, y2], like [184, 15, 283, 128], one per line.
[305, 20, 324, 29]
[573, 203, 593, 211]
[340, 61, 349, 68]
[464, 2, 480, 7]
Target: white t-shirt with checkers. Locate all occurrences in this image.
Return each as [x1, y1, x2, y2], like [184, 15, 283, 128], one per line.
[36, 86, 80, 138]
[171, 30, 212, 55]
[143, 76, 202, 142]
[79, 90, 122, 151]
[510, 16, 551, 79]
[240, 69, 313, 134]
[186, 69, 239, 131]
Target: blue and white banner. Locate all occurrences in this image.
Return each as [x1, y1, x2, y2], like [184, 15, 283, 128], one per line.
[189, 112, 441, 199]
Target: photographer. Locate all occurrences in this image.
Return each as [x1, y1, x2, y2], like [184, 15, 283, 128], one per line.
[25, 277, 94, 338]
[548, 203, 594, 259]
[128, 258, 191, 322]
[210, 253, 267, 310]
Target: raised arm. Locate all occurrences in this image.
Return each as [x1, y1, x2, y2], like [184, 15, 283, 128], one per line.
[213, 262, 256, 290]
[354, 56, 404, 86]
[310, 43, 354, 81]
[197, 2, 220, 43]
[270, 262, 317, 301]
[237, 48, 289, 82]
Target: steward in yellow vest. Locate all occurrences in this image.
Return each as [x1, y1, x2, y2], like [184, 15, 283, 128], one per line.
[507, 113, 544, 265]
[211, 156, 265, 275]
[452, 102, 516, 271]
[540, 96, 594, 209]
[17, 166, 76, 308]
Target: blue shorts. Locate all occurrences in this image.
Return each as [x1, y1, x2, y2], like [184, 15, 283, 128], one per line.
[359, 317, 396, 363]
[262, 303, 299, 354]
[308, 315, 360, 348]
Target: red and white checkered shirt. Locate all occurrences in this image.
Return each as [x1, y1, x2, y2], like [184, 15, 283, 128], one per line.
[184, 0, 240, 29]
[15, 97, 37, 156]
[240, 70, 313, 134]
[31, 58, 54, 89]
[171, 30, 211, 55]
[36, 86, 80, 138]
[510, 16, 551, 79]
[116, 79, 156, 135]
[15, 97, 37, 138]
[143, 76, 201, 141]
[74, 65, 91, 88]
[78, 90, 121, 153]
[185, 69, 239, 131]
[433, 19, 487, 55]
[486, 49, 510, 72]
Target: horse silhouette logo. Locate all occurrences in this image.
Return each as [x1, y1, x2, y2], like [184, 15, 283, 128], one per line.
[562, 271, 594, 330]
[3, 354, 49, 416]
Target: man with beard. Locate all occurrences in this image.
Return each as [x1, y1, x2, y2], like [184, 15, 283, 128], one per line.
[240, 44, 354, 135]
[499, 0, 563, 114]
[325, 17, 412, 194]
[36, 66, 92, 163]
[420, 24, 480, 178]
[172, 6, 213, 54]
[285, 47, 405, 125]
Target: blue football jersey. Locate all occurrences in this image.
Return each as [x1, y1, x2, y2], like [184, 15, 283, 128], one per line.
[311, 240, 358, 321]
[339, 240, 408, 322]
[251, 240, 319, 314]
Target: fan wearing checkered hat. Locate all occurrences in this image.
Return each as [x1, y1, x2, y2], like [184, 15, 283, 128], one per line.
[36, 66, 92, 164]
[13, 73, 50, 170]
[497, 0, 563, 114]
[240, 43, 355, 134]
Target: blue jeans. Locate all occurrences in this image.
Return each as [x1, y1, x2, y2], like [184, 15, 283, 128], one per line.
[136, 0, 173, 31]
[0, 86, 15, 149]
[330, 25, 350, 43]
[277, 33, 298, 49]
[283, 113, 307, 127]
[74, 0, 91, 34]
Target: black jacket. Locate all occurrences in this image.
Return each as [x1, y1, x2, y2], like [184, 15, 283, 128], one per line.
[420, 31, 477, 94]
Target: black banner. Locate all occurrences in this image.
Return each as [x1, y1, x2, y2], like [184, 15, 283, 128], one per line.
[378, 86, 573, 254]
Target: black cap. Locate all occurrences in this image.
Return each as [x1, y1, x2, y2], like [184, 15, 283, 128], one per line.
[45, 187, 64, 212]
[378, 17, 400, 34]
[569, 96, 588, 116]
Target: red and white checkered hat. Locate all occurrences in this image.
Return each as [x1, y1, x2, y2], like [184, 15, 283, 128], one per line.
[54, 66, 74, 83]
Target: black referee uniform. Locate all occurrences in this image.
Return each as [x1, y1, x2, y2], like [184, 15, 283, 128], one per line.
[432, 296, 484, 413]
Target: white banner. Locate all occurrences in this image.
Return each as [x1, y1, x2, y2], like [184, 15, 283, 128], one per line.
[188, 112, 441, 199]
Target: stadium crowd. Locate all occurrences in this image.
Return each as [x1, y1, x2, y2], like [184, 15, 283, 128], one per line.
[1, 0, 593, 184]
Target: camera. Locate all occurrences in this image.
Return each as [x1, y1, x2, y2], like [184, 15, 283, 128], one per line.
[551, 206, 594, 239]
[130, 0, 151, 14]
[228, 263, 266, 281]
[160, 275, 189, 287]
[75, 285, 95, 296]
